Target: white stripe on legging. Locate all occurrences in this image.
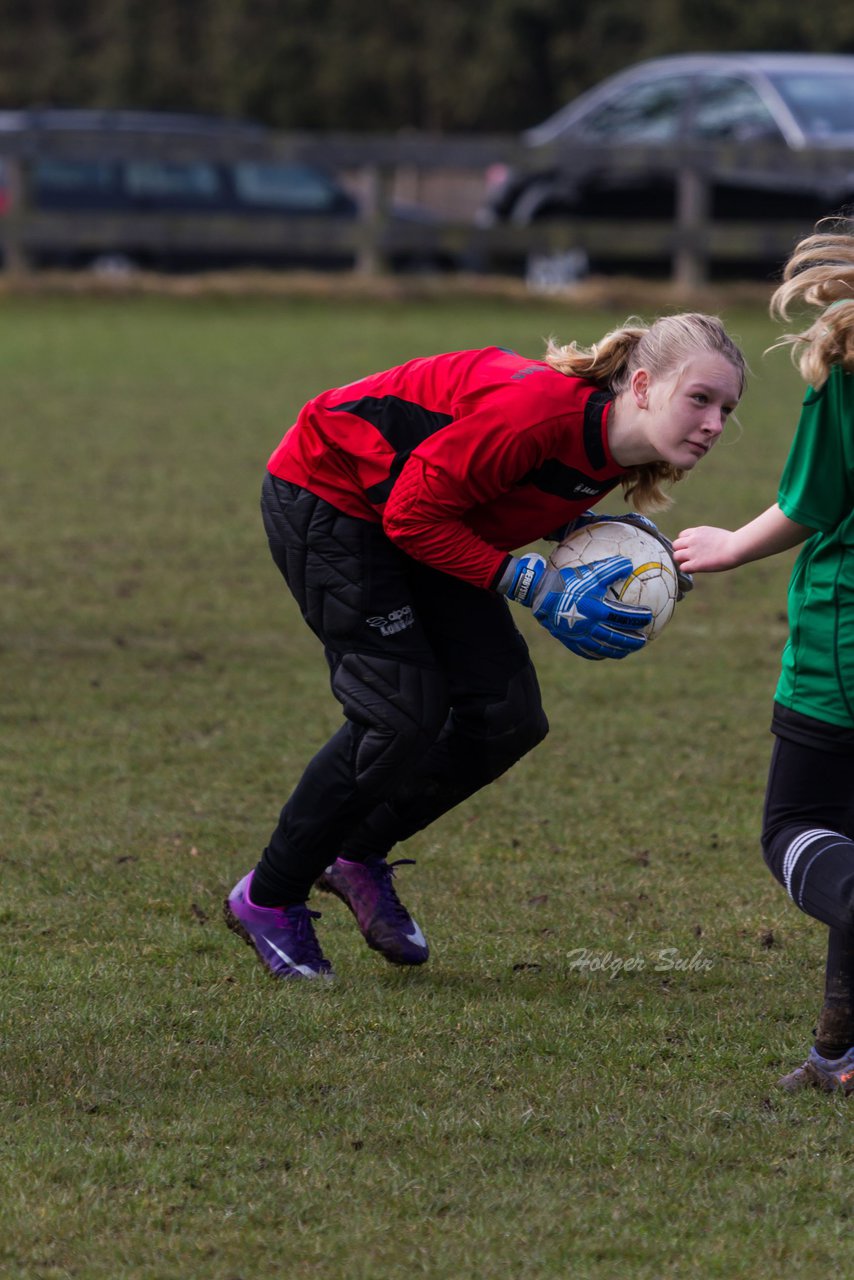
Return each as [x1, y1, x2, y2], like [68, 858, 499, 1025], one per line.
[783, 827, 848, 903]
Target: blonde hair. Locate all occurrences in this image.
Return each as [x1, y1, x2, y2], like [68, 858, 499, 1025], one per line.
[769, 216, 854, 387]
[545, 313, 747, 512]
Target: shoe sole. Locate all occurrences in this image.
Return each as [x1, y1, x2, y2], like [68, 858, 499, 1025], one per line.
[315, 876, 428, 967]
[222, 899, 333, 980]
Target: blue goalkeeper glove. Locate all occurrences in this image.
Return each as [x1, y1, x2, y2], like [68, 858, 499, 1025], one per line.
[498, 552, 651, 660]
[553, 511, 693, 600]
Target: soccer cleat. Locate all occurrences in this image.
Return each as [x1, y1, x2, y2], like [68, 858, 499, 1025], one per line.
[223, 872, 333, 979]
[315, 857, 429, 966]
[777, 1045, 854, 1095]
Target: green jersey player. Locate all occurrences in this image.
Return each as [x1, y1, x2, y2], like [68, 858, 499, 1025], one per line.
[675, 217, 854, 1095]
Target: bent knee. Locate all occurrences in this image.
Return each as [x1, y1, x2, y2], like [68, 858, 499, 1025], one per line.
[513, 704, 549, 756]
[469, 662, 549, 760]
[763, 822, 854, 932]
[333, 651, 449, 750]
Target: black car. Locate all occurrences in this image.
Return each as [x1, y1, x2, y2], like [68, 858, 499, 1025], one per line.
[479, 53, 854, 276]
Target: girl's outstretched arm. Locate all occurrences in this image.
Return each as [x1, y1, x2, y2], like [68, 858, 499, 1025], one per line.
[673, 503, 813, 573]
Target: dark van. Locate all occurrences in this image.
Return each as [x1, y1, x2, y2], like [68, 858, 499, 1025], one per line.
[0, 109, 361, 271]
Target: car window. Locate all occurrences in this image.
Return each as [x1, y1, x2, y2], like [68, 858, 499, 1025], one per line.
[124, 160, 222, 200]
[769, 71, 854, 138]
[232, 162, 342, 211]
[691, 77, 782, 141]
[578, 76, 693, 143]
[32, 158, 119, 195]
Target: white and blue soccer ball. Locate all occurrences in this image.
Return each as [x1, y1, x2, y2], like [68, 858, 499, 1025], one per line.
[548, 518, 679, 642]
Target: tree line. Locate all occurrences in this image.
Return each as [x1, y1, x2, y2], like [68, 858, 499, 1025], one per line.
[0, 0, 852, 133]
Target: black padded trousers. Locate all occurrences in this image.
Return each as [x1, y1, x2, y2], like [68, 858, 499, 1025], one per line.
[253, 475, 550, 903]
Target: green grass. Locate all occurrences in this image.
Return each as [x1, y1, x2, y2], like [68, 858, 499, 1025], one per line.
[2, 288, 848, 1279]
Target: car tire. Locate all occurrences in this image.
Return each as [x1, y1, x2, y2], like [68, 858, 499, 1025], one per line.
[510, 180, 574, 225]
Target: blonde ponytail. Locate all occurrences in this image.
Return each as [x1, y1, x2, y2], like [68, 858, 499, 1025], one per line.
[769, 218, 854, 387]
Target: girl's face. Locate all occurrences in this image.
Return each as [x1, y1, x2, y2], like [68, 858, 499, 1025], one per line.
[630, 352, 742, 470]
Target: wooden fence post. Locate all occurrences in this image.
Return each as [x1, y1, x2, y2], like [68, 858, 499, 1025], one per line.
[354, 163, 394, 276]
[2, 154, 31, 275]
[673, 162, 710, 290]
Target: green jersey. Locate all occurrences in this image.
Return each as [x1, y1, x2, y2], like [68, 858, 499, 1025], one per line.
[776, 364, 854, 727]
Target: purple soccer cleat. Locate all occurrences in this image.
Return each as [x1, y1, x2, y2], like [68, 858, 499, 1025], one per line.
[777, 1044, 854, 1095]
[223, 872, 333, 979]
[315, 857, 429, 966]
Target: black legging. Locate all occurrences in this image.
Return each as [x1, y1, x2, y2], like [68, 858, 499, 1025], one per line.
[253, 475, 549, 903]
[762, 717, 854, 1054]
[762, 732, 854, 935]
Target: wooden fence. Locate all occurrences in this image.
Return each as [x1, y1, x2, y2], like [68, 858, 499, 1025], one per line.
[0, 126, 852, 286]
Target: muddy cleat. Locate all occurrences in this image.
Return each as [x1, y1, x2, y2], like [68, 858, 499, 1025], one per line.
[777, 1045, 854, 1095]
[315, 857, 429, 966]
[224, 872, 333, 979]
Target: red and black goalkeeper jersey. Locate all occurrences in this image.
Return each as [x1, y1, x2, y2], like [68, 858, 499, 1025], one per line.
[267, 346, 627, 589]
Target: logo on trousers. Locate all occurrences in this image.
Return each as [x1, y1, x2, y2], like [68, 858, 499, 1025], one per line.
[367, 606, 414, 636]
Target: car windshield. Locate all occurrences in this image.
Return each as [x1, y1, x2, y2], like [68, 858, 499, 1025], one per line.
[769, 71, 854, 138]
[578, 75, 693, 142]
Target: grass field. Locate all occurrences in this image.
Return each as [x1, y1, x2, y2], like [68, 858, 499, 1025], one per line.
[2, 285, 850, 1279]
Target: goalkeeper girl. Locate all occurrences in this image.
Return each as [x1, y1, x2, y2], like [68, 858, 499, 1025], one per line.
[674, 219, 854, 1094]
[225, 313, 745, 979]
